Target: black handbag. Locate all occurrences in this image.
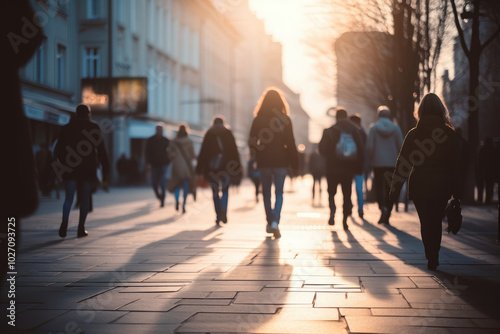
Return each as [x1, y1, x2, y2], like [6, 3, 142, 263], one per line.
[445, 198, 462, 234]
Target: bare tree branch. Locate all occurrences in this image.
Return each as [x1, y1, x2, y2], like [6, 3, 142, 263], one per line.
[450, 0, 471, 59]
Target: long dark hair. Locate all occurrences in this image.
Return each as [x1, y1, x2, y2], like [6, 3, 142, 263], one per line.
[176, 123, 189, 138]
[253, 87, 289, 117]
[414, 93, 454, 129]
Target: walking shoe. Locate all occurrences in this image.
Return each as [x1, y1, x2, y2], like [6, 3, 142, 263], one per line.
[328, 215, 335, 226]
[271, 221, 281, 238]
[182, 205, 186, 214]
[427, 259, 439, 270]
[378, 207, 388, 224]
[58, 220, 68, 238]
[358, 210, 364, 219]
[175, 200, 179, 211]
[221, 211, 227, 224]
[342, 215, 349, 230]
[266, 223, 272, 233]
[77, 227, 88, 238]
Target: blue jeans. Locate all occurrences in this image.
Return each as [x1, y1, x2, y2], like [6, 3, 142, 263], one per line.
[211, 178, 229, 221]
[260, 167, 287, 225]
[63, 180, 91, 225]
[151, 165, 167, 201]
[354, 174, 364, 213]
[174, 179, 190, 204]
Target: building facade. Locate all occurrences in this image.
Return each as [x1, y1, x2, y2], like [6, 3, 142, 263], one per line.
[22, 0, 310, 184]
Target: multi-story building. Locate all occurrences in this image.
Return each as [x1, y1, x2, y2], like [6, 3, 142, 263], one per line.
[21, 0, 310, 184]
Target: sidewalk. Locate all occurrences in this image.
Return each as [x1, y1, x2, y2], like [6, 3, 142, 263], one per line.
[2, 177, 499, 333]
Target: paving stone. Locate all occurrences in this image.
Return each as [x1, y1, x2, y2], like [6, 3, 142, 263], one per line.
[171, 304, 281, 314]
[339, 308, 372, 316]
[360, 276, 417, 291]
[208, 291, 237, 299]
[345, 315, 479, 333]
[117, 298, 180, 311]
[176, 313, 348, 333]
[114, 310, 196, 324]
[278, 306, 340, 320]
[234, 289, 315, 305]
[371, 308, 492, 318]
[143, 272, 218, 282]
[315, 292, 410, 308]
[14, 309, 68, 330]
[409, 276, 443, 288]
[118, 286, 181, 293]
[183, 281, 265, 291]
[400, 288, 469, 304]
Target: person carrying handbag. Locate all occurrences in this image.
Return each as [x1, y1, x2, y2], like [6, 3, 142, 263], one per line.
[168, 124, 197, 213]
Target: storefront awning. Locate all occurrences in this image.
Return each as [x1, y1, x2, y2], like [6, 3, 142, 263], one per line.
[23, 99, 72, 126]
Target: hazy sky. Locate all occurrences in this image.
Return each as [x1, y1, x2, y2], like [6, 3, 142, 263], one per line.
[248, 0, 335, 128]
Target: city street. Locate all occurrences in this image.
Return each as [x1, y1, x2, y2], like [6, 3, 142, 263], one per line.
[2, 177, 499, 333]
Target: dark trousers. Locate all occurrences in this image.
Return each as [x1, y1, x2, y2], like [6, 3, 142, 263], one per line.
[373, 167, 395, 212]
[326, 173, 353, 217]
[413, 198, 448, 262]
[476, 175, 494, 204]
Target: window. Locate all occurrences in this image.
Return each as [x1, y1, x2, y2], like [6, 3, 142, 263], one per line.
[147, 0, 154, 43]
[130, 0, 136, 33]
[56, 44, 66, 89]
[116, 0, 124, 24]
[33, 41, 45, 83]
[83, 47, 100, 78]
[87, 0, 99, 19]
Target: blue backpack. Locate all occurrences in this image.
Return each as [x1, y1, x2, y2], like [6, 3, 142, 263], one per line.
[336, 132, 357, 160]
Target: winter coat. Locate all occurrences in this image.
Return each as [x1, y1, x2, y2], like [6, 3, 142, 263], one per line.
[4, 0, 44, 217]
[390, 115, 461, 201]
[366, 117, 404, 168]
[318, 119, 364, 176]
[196, 124, 242, 184]
[146, 135, 170, 167]
[54, 118, 110, 183]
[248, 114, 299, 170]
[168, 136, 197, 194]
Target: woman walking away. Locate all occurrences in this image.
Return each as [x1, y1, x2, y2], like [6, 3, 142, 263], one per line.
[390, 93, 461, 270]
[248, 87, 299, 239]
[196, 116, 242, 225]
[168, 124, 197, 213]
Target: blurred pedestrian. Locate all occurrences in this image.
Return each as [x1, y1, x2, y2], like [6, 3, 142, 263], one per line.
[308, 143, 326, 202]
[168, 124, 197, 213]
[476, 136, 495, 204]
[366, 106, 403, 224]
[54, 104, 110, 238]
[116, 153, 129, 186]
[349, 114, 367, 218]
[1, 0, 43, 279]
[196, 116, 242, 225]
[319, 107, 364, 229]
[248, 87, 299, 238]
[247, 157, 261, 203]
[390, 93, 461, 270]
[455, 128, 469, 198]
[146, 124, 171, 207]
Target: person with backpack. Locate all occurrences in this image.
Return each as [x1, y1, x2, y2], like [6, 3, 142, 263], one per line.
[366, 106, 403, 225]
[318, 107, 364, 229]
[196, 116, 242, 225]
[248, 87, 299, 239]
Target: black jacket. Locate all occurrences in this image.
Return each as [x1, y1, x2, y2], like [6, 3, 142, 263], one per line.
[248, 114, 299, 170]
[318, 119, 364, 176]
[196, 124, 242, 184]
[146, 135, 170, 167]
[390, 115, 461, 201]
[54, 118, 110, 183]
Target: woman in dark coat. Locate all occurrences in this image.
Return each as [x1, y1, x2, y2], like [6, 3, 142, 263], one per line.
[390, 93, 461, 270]
[196, 116, 242, 225]
[54, 105, 110, 238]
[248, 87, 299, 239]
